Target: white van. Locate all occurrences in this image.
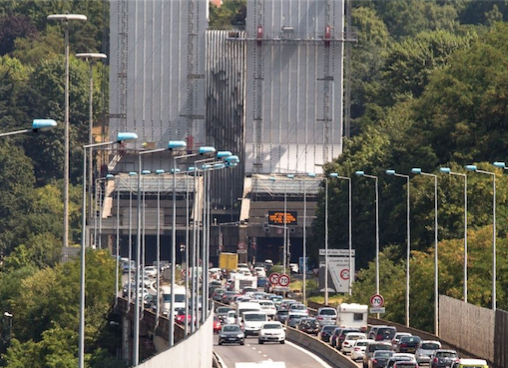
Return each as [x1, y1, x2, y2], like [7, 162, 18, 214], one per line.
[242, 311, 268, 336]
[161, 285, 187, 317]
[336, 303, 368, 331]
[236, 301, 262, 324]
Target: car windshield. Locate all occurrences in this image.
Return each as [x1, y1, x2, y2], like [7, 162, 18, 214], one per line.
[356, 341, 368, 346]
[263, 324, 282, 329]
[370, 344, 391, 351]
[323, 325, 338, 332]
[217, 307, 232, 313]
[375, 351, 394, 357]
[223, 325, 241, 332]
[437, 352, 457, 358]
[421, 343, 440, 350]
[244, 314, 266, 321]
[292, 305, 306, 310]
[319, 309, 336, 315]
[401, 336, 420, 343]
[277, 311, 289, 316]
[347, 334, 364, 340]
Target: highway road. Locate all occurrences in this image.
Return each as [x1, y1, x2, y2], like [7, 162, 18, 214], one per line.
[213, 335, 334, 368]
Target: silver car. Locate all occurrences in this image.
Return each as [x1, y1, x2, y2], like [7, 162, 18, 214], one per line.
[416, 340, 442, 365]
[316, 307, 337, 326]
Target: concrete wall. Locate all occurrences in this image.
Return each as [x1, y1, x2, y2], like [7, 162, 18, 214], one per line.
[137, 312, 214, 368]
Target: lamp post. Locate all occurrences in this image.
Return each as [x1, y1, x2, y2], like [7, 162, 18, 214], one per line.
[440, 167, 468, 303]
[127, 171, 137, 310]
[76, 53, 107, 222]
[155, 169, 164, 328]
[134, 141, 186, 363]
[411, 168, 439, 335]
[303, 173, 314, 305]
[466, 164, 496, 310]
[355, 171, 380, 298]
[47, 13, 87, 249]
[80, 132, 137, 368]
[0, 119, 57, 137]
[111, 173, 119, 306]
[284, 174, 294, 275]
[386, 169, 411, 326]
[141, 169, 151, 312]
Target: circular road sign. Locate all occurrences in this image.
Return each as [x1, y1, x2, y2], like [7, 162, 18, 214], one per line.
[278, 274, 290, 287]
[340, 268, 350, 280]
[370, 294, 384, 308]
[237, 241, 246, 250]
[269, 273, 280, 285]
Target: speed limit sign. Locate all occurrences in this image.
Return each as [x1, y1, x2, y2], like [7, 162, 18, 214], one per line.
[370, 294, 384, 308]
[269, 273, 280, 285]
[278, 274, 291, 287]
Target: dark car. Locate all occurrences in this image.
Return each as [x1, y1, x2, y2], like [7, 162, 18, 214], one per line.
[209, 280, 222, 295]
[370, 350, 395, 368]
[318, 325, 338, 343]
[286, 314, 305, 328]
[218, 324, 245, 345]
[430, 350, 459, 368]
[221, 291, 238, 304]
[257, 277, 268, 287]
[386, 354, 418, 368]
[275, 310, 290, 324]
[297, 317, 319, 334]
[337, 328, 361, 351]
[216, 306, 234, 322]
[398, 335, 421, 354]
[330, 328, 342, 348]
[363, 341, 392, 368]
[212, 288, 226, 302]
[394, 363, 419, 368]
[374, 326, 397, 341]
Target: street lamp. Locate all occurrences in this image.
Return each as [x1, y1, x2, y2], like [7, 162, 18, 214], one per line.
[439, 167, 468, 304]
[47, 13, 87, 250]
[80, 132, 137, 368]
[386, 169, 411, 327]
[284, 174, 294, 275]
[355, 171, 380, 298]
[127, 171, 137, 310]
[411, 168, 439, 335]
[466, 164, 497, 310]
[302, 172, 317, 305]
[0, 119, 57, 137]
[76, 53, 107, 220]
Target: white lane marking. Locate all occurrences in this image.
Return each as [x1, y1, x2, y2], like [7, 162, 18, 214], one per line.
[285, 340, 334, 368]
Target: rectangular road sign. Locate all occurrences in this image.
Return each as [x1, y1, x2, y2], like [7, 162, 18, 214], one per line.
[237, 249, 247, 254]
[370, 307, 386, 313]
[319, 249, 355, 257]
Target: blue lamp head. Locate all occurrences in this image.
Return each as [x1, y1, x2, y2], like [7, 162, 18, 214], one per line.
[188, 166, 195, 172]
[227, 162, 238, 168]
[493, 161, 506, 169]
[167, 140, 187, 150]
[214, 163, 226, 169]
[439, 167, 451, 174]
[217, 151, 233, 159]
[170, 168, 181, 174]
[355, 171, 364, 176]
[198, 146, 216, 155]
[106, 174, 114, 179]
[156, 169, 165, 175]
[307, 172, 316, 178]
[32, 119, 57, 132]
[385, 169, 396, 176]
[329, 172, 339, 178]
[142, 170, 151, 175]
[465, 165, 477, 172]
[225, 155, 240, 164]
[116, 132, 138, 142]
[129, 171, 137, 176]
[411, 168, 422, 174]
[202, 164, 212, 170]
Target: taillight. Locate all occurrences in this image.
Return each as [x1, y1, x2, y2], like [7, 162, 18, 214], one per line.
[401, 344, 407, 347]
[372, 359, 378, 364]
[433, 358, 438, 363]
[376, 334, 382, 340]
[354, 347, 360, 351]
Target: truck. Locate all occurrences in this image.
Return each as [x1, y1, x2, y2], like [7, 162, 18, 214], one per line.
[231, 274, 257, 292]
[160, 285, 187, 317]
[336, 303, 368, 332]
[219, 252, 238, 271]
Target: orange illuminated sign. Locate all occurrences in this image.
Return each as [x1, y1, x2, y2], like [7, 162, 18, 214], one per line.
[268, 211, 298, 225]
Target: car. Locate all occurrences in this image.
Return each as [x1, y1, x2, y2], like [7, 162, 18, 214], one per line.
[371, 326, 397, 341]
[144, 266, 158, 278]
[330, 327, 342, 348]
[370, 350, 395, 368]
[363, 341, 392, 368]
[450, 359, 488, 368]
[289, 303, 309, 316]
[337, 328, 361, 351]
[342, 332, 367, 354]
[386, 353, 418, 368]
[255, 267, 267, 277]
[174, 309, 194, 325]
[213, 316, 222, 334]
[279, 299, 297, 310]
[415, 340, 441, 365]
[258, 321, 286, 344]
[218, 324, 245, 345]
[351, 339, 370, 361]
[257, 277, 268, 287]
[316, 307, 337, 326]
[212, 288, 226, 302]
[398, 335, 421, 353]
[216, 306, 234, 322]
[318, 324, 339, 343]
[430, 350, 459, 368]
[258, 300, 277, 317]
[275, 310, 290, 324]
[241, 287, 257, 295]
[392, 332, 412, 350]
[286, 314, 305, 328]
[297, 317, 320, 335]
[393, 363, 419, 368]
[221, 291, 238, 304]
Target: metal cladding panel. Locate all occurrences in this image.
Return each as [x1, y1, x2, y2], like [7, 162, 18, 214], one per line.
[109, 0, 208, 150]
[245, 0, 344, 175]
[206, 30, 246, 210]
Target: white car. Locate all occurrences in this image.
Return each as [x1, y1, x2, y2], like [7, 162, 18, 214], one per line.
[258, 300, 277, 317]
[415, 340, 441, 365]
[254, 267, 266, 277]
[342, 332, 367, 354]
[289, 303, 309, 316]
[258, 321, 285, 344]
[144, 266, 158, 278]
[351, 339, 370, 361]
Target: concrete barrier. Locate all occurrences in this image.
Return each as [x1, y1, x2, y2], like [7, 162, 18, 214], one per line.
[286, 326, 358, 368]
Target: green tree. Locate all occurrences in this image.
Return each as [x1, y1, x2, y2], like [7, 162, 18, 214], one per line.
[209, 0, 246, 29]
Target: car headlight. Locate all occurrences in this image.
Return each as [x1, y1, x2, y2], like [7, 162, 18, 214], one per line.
[237, 334, 244, 338]
[219, 334, 226, 338]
